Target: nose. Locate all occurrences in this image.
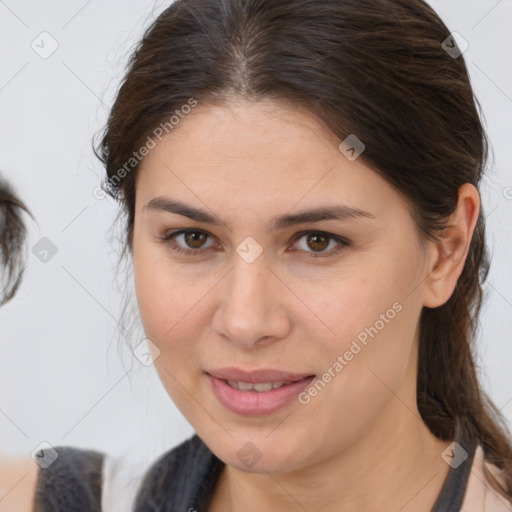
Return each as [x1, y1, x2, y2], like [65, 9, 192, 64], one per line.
[211, 254, 291, 349]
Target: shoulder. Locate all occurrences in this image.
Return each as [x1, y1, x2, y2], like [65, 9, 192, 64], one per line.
[0, 457, 39, 512]
[461, 445, 512, 512]
[32, 445, 104, 512]
[30, 435, 223, 512]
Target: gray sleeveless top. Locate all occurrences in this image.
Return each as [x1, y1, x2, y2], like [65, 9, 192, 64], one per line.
[33, 418, 478, 511]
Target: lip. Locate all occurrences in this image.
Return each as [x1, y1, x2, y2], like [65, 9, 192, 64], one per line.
[206, 368, 316, 417]
[206, 367, 314, 383]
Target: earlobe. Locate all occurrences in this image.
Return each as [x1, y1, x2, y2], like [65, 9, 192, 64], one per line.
[421, 184, 480, 309]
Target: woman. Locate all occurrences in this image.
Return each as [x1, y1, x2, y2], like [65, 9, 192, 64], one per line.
[5, 0, 512, 510]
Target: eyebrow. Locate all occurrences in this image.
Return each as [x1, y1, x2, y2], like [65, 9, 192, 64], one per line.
[143, 197, 376, 232]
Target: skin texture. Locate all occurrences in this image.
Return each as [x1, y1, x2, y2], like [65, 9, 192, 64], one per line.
[0, 457, 38, 512]
[133, 99, 480, 512]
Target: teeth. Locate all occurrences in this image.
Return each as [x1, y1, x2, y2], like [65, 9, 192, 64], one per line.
[226, 380, 292, 392]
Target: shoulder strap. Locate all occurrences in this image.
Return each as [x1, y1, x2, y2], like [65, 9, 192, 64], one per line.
[33, 446, 104, 512]
[431, 417, 478, 512]
[133, 434, 225, 512]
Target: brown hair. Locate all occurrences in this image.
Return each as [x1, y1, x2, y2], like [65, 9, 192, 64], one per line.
[94, 0, 512, 498]
[0, 176, 31, 306]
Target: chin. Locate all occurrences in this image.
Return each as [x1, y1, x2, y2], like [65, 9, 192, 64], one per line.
[206, 432, 306, 474]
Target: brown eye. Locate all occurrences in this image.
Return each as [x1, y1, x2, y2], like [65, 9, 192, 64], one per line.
[183, 230, 208, 249]
[160, 229, 216, 256]
[290, 231, 350, 259]
[160, 229, 350, 259]
[305, 233, 330, 252]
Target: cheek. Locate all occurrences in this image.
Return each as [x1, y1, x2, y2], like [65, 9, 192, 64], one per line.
[133, 243, 177, 356]
[133, 261, 167, 339]
[133, 248, 206, 410]
[293, 265, 404, 349]
[300, 261, 419, 396]
[133, 243, 213, 365]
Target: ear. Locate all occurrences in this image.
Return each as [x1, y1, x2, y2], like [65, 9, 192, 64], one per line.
[422, 183, 481, 309]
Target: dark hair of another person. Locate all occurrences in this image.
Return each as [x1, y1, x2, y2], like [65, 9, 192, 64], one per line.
[94, 0, 512, 499]
[0, 177, 30, 306]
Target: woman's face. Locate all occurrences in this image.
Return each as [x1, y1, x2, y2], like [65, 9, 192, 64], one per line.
[132, 100, 434, 473]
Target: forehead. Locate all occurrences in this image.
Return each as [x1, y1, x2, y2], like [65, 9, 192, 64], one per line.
[152, 100, 338, 174]
[135, 101, 410, 222]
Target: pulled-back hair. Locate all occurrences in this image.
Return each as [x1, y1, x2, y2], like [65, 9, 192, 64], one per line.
[94, 0, 512, 498]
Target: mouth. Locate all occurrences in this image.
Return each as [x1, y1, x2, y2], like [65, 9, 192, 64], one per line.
[206, 371, 316, 416]
[206, 367, 314, 383]
[222, 379, 298, 392]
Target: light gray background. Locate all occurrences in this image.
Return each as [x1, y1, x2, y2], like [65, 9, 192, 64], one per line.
[0, 0, 511, 465]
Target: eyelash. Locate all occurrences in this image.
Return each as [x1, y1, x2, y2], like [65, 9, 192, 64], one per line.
[158, 229, 351, 259]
